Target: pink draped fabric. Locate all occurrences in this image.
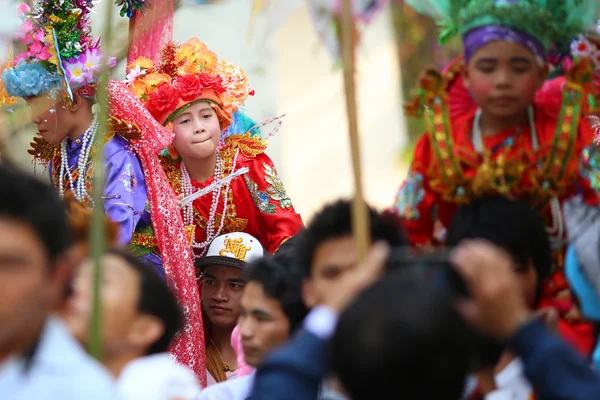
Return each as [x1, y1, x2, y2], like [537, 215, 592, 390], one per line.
[108, 80, 207, 387]
[127, 0, 174, 65]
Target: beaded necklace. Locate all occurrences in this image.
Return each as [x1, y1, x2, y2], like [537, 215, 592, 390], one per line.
[58, 114, 99, 204]
[180, 149, 240, 258]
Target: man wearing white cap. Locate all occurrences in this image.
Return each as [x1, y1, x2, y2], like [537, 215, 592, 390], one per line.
[196, 232, 264, 386]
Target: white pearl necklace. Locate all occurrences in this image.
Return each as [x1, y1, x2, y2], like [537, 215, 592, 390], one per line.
[181, 149, 240, 258]
[59, 114, 99, 204]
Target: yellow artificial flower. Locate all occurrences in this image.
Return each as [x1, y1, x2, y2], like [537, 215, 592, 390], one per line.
[44, 29, 59, 67]
[177, 60, 201, 76]
[175, 38, 217, 72]
[129, 79, 148, 99]
[127, 56, 154, 73]
[142, 73, 171, 89]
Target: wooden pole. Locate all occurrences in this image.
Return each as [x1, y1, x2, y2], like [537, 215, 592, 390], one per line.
[340, 0, 370, 260]
[89, 0, 114, 361]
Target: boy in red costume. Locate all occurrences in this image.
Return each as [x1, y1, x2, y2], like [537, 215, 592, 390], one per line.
[127, 39, 303, 258]
[391, 0, 600, 355]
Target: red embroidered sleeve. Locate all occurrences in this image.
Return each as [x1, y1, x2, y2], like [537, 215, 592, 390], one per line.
[391, 133, 438, 245]
[241, 153, 304, 253]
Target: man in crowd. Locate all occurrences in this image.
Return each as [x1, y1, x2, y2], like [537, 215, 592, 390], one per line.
[197, 232, 265, 385]
[446, 195, 551, 399]
[297, 199, 406, 311]
[65, 247, 200, 400]
[248, 237, 600, 400]
[0, 164, 118, 398]
[332, 261, 473, 399]
[199, 245, 308, 399]
[245, 199, 405, 399]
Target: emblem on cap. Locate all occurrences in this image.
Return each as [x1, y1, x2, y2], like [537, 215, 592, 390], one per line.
[219, 237, 252, 261]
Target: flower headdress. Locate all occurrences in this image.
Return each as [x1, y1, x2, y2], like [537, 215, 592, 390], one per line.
[2, 0, 116, 102]
[406, 0, 598, 63]
[571, 22, 600, 74]
[126, 38, 253, 128]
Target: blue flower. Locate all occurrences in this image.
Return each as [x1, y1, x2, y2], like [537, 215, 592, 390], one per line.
[2, 61, 61, 98]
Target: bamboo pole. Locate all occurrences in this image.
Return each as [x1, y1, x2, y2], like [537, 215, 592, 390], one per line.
[340, 0, 370, 260]
[89, 0, 114, 361]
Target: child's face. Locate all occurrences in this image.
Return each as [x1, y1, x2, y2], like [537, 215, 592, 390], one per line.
[463, 41, 548, 120]
[514, 261, 538, 309]
[172, 101, 222, 160]
[25, 94, 73, 145]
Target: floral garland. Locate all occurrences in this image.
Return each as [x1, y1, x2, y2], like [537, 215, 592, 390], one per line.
[127, 39, 253, 125]
[571, 24, 600, 73]
[2, 0, 116, 100]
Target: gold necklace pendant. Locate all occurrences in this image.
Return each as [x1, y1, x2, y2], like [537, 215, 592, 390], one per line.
[211, 340, 237, 373]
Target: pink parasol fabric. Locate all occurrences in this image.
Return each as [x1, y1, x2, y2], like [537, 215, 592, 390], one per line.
[108, 80, 207, 387]
[127, 0, 174, 65]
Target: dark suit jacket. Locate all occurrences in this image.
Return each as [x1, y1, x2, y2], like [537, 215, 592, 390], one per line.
[247, 319, 600, 400]
[246, 329, 327, 400]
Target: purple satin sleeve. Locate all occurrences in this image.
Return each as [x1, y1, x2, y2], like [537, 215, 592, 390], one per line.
[102, 135, 151, 245]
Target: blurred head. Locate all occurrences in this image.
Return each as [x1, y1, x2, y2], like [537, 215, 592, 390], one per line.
[297, 199, 406, 308]
[463, 40, 548, 120]
[239, 251, 308, 367]
[66, 248, 183, 360]
[446, 195, 551, 308]
[171, 101, 223, 161]
[63, 191, 120, 268]
[24, 91, 94, 145]
[0, 164, 72, 360]
[332, 266, 471, 400]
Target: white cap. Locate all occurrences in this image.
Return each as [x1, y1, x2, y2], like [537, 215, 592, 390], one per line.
[196, 232, 264, 271]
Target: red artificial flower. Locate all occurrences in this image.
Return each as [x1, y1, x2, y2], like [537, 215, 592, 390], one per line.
[173, 74, 203, 102]
[197, 72, 225, 94]
[147, 82, 180, 115]
[578, 42, 589, 52]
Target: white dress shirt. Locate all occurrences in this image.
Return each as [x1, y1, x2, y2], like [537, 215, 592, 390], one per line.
[199, 371, 255, 400]
[118, 353, 201, 400]
[0, 316, 119, 400]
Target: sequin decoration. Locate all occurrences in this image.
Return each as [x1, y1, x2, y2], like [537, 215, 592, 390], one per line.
[244, 174, 276, 214]
[107, 80, 206, 386]
[120, 163, 136, 193]
[264, 163, 292, 210]
[395, 170, 425, 220]
[581, 145, 600, 190]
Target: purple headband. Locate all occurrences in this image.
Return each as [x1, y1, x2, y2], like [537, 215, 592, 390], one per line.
[463, 25, 546, 64]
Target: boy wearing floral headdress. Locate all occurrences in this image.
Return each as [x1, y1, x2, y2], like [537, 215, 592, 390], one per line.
[1, 0, 207, 385]
[390, 0, 600, 355]
[1, 0, 160, 266]
[127, 39, 303, 259]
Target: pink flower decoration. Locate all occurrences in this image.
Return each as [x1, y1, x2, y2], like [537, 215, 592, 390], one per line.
[17, 20, 34, 40]
[36, 47, 51, 61]
[27, 40, 43, 57]
[81, 48, 101, 73]
[14, 53, 26, 65]
[17, 3, 31, 19]
[65, 60, 93, 85]
[34, 30, 45, 42]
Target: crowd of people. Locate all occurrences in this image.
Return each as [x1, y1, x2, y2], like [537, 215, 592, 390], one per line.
[3, 0, 600, 398]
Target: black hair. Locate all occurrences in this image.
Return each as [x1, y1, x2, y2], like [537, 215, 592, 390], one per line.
[332, 265, 472, 400]
[446, 195, 552, 368]
[296, 199, 407, 276]
[245, 247, 308, 333]
[446, 195, 551, 299]
[107, 248, 184, 355]
[0, 163, 72, 263]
